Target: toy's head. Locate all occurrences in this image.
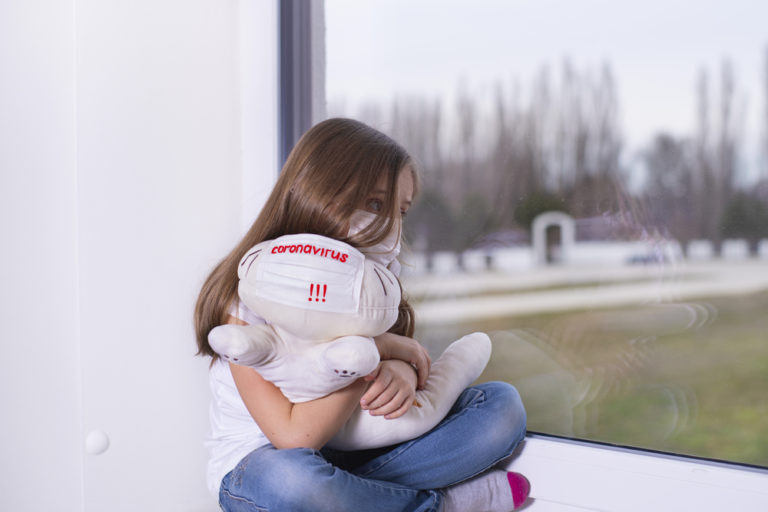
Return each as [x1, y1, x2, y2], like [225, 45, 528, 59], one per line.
[237, 234, 400, 341]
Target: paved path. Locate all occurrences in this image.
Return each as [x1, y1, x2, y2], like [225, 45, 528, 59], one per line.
[404, 260, 768, 325]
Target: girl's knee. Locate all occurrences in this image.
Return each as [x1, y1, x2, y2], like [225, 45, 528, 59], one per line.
[478, 381, 527, 439]
[260, 447, 336, 491]
[223, 446, 335, 511]
[481, 381, 525, 411]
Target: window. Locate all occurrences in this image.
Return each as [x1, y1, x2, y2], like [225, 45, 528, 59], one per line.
[325, 0, 768, 468]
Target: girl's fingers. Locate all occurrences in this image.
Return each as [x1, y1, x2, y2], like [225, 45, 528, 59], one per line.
[360, 372, 392, 408]
[384, 397, 413, 419]
[363, 384, 398, 412]
[413, 348, 432, 389]
[371, 389, 412, 418]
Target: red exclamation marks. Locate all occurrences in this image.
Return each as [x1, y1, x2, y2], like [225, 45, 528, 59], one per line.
[309, 284, 327, 302]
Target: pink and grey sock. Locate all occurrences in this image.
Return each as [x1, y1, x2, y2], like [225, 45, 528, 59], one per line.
[442, 470, 530, 512]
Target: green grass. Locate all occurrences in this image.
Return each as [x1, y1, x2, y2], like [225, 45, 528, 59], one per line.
[414, 291, 768, 467]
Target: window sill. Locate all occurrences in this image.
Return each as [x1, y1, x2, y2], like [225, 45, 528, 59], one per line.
[504, 434, 768, 511]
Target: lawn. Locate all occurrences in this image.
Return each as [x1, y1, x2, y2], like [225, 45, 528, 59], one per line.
[413, 290, 768, 468]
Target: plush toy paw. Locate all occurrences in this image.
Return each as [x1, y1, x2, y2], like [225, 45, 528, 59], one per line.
[208, 323, 280, 367]
[321, 335, 380, 381]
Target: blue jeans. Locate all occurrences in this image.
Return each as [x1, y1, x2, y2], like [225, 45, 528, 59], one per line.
[219, 381, 526, 512]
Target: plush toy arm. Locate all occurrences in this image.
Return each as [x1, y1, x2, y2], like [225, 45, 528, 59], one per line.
[321, 335, 381, 381]
[208, 323, 281, 368]
[266, 335, 381, 403]
[326, 332, 492, 450]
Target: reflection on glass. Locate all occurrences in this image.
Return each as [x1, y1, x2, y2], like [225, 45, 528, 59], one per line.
[326, 0, 768, 467]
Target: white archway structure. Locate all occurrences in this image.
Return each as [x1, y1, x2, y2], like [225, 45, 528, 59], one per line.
[532, 211, 575, 265]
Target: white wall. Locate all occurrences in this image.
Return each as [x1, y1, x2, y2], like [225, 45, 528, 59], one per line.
[0, 1, 278, 510]
[1, 2, 82, 510]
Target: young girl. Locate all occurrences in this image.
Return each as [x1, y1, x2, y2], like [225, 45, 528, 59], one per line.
[195, 118, 530, 512]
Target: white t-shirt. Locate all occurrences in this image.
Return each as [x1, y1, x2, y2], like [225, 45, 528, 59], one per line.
[205, 302, 270, 498]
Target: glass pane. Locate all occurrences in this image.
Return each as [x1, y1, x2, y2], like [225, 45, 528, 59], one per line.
[325, 0, 768, 467]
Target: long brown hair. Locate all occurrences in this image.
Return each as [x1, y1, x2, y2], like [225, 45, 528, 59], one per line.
[194, 118, 419, 359]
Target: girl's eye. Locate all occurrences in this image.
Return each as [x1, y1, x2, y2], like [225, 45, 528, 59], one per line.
[366, 199, 383, 212]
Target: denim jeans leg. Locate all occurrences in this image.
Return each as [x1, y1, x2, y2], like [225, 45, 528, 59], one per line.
[218, 445, 442, 512]
[350, 381, 527, 490]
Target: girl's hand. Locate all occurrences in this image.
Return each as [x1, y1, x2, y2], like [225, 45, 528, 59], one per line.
[373, 332, 431, 390]
[360, 360, 418, 419]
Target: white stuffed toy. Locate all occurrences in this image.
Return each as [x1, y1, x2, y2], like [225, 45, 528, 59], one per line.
[209, 231, 491, 450]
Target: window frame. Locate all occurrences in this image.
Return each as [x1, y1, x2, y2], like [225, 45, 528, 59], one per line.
[505, 434, 768, 510]
[279, 0, 325, 167]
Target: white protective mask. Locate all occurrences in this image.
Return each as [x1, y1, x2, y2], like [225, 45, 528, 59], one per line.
[347, 210, 402, 270]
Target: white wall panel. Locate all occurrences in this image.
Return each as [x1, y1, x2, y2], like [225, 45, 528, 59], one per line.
[1, 1, 278, 510]
[75, 1, 246, 509]
[0, 1, 83, 510]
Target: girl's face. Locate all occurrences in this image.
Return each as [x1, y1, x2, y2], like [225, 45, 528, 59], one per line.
[349, 166, 414, 266]
[363, 166, 414, 220]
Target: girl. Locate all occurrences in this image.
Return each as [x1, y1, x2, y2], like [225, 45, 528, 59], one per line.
[195, 118, 529, 512]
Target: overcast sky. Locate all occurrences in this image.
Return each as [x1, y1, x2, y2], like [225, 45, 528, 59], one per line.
[325, 0, 768, 168]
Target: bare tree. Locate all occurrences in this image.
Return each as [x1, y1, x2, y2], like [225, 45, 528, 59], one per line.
[486, 82, 525, 228]
[553, 61, 624, 217]
[451, 81, 479, 205]
[641, 134, 697, 249]
[692, 60, 743, 252]
[763, 46, 768, 180]
[593, 64, 624, 181]
[387, 97, 443, 184]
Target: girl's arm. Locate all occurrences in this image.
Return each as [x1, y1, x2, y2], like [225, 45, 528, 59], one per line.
[230, 361, 367, 450]
[227, 316, 367, 450]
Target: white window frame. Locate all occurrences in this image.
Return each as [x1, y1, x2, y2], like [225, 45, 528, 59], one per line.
[506, 434, 768, 510]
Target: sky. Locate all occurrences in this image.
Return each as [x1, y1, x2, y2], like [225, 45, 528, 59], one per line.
[325, 0, 768, 176]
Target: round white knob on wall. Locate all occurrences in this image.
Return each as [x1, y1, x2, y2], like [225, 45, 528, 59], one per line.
[85, 430, 110, 455]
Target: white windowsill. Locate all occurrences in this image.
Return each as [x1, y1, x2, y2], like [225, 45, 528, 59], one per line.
[503, 434, 768, 511]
